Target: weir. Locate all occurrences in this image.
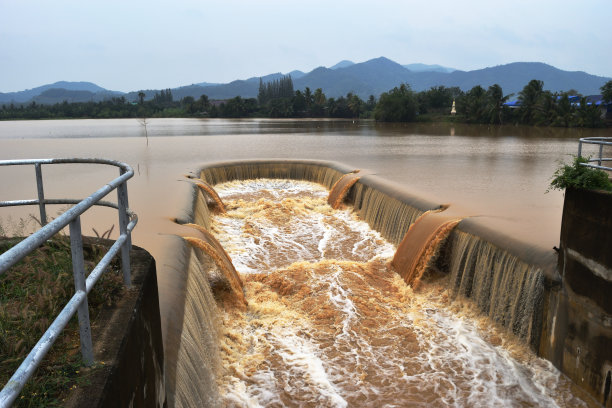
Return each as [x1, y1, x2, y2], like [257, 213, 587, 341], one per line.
[163, 159, 602, 407]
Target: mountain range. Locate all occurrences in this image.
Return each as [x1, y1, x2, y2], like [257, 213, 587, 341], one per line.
[1, 57, 610, 105]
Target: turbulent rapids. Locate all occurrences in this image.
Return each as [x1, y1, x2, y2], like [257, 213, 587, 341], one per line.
[189, 178, 590, 407]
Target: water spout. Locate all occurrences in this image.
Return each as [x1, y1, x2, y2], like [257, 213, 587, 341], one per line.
[182, 223, 246, 308]
[392, 206, 463, 286]
[328, 171, 361, 209]
[193, 179, 226, 213]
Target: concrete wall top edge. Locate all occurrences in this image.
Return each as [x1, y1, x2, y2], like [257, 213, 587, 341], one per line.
[196, 159, 356, 177]
[192, 159, 558, 282]
[358, 174, 441, 213]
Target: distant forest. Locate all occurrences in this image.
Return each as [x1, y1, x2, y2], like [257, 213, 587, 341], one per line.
[2, 77, 611, 128]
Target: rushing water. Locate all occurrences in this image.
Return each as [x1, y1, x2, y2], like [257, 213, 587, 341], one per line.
[0, 118, 609, 406]
[208, 179, 589, 407]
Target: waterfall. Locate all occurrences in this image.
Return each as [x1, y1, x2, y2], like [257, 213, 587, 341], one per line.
[165, 159, 561, 406]
[441, 227, 547, 347]
[327, 171, 361, 209]
[173, 247, 222, 408]
[392, 208, 463, 287]
[182, 224, 247, 308]
[193, 179, 226, 213]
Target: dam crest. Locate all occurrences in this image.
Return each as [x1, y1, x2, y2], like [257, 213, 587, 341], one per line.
[161, 159, 606, 407]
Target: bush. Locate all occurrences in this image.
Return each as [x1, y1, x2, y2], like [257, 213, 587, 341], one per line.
[549, 156, 612, 192]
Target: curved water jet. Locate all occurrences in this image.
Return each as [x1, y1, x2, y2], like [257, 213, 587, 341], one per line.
[192, 179, 226, 213]
[392, 206, 464, 287]
[182, 224, 246, 308]
[328, 170, 361, 209]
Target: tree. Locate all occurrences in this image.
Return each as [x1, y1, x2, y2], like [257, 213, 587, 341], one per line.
[138, 91, 145, 105]
[555, 93, 573, 127]
[374, 84, 418, 122]
[461, 85, 487, 123]
[518, 80, 544, 125]
[486, 84, 510, 124]
[601, 80, 612, 104]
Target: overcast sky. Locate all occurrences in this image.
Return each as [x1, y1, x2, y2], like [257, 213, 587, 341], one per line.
[1, 0, 610, 93]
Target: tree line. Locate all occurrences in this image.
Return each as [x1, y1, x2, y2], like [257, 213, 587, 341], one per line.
[2, 79, 611, 127]
[375, 79, 612, 127]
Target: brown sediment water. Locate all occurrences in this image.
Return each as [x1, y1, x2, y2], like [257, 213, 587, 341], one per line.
[182, 224, 246, 308]
[203, 178, 593, 408]
[392, 206, 464, 287]
[193, 179, 226, 213]
[328, 170, 361, 209]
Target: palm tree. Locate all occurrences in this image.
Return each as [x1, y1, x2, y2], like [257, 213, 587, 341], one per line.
[486, 84, 510, 124]
[518, 80, 544, 125]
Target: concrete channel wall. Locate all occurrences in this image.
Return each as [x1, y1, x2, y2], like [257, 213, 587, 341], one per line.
[543, 187, 612, 407]
[65, 242, 167, 408]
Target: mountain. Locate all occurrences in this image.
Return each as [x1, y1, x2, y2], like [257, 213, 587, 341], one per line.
[401, 62, 610, 96]
[288, 70, 306, 79]
[3, 59, 610, 104]
[330, 60, 355, 70]
[0, 81, 122, 104]
[171, 59, 609, 100]
[403, 63, 455, 73]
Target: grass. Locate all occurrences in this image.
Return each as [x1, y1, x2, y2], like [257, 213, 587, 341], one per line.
[0, 234, 125, 407]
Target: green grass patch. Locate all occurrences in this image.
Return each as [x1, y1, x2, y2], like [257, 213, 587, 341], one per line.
[1, 236, 124, 407]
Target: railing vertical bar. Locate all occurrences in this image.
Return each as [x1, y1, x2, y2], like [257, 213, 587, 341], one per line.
[117, 168, 132, 287]
[69, 216, 94, 366]
[577, 140, 583, 158]
[34, 163, 47, 226]
[598, 144, 603, 166]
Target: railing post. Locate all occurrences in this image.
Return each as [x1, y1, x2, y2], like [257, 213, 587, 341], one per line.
[69, 216, 94, 366]
[34, 163, 47, 226]
[117, 168, 132, 287]
[577, 140, 583, 158]
[598, 143, 603, 167]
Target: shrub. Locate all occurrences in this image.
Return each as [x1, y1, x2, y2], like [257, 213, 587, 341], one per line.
[549, 156, 612, 192]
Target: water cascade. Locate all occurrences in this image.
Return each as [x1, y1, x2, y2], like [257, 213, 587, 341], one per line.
[193, 179, 226, 213]
[182, 224, 246, 308]
[439, 226, 548, 347]
[392, 206, 464, 287]
[327, 170, 361, 209]
[164, 160, 591, 407]
[206, 177, 587, 407]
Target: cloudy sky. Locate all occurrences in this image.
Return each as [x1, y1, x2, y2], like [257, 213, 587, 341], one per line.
[1, 0, 610, 93]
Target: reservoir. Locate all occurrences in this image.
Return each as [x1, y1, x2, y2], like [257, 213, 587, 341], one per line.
[0, 118, 610, 406]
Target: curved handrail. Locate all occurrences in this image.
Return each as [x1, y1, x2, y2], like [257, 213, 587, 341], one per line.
[577, 137, 612, 171]
[0, 158, 137, 408]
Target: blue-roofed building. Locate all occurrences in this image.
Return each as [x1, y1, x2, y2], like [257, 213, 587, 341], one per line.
[503, 94, 611, 118]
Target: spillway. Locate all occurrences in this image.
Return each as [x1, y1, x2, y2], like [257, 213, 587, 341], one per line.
[163, 160, 596, 407]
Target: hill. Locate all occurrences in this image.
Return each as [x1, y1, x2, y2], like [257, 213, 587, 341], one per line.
[2, 59, 610, 104]
[0, 81, 121, 104]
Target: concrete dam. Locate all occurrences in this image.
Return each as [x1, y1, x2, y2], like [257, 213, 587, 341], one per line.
[154, 159, 612, 407]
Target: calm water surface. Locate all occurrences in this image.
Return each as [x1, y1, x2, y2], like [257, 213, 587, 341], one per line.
[2, 118, 608, 256]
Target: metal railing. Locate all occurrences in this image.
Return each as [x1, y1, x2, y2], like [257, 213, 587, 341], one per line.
[578, 137, 612, 171]
[0, 158, 138, 407]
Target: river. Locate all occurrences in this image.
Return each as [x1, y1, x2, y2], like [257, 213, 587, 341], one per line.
[1, 118, 608, 257]
[1, 118, 609, 406]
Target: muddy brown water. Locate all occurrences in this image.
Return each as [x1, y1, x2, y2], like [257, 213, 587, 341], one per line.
[1, 118, 609, 406]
